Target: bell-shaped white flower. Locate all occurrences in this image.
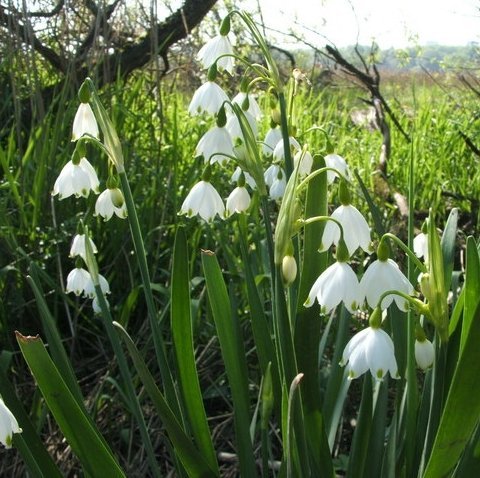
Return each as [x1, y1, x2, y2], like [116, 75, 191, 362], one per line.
[231, 167, 256, 189]
[197, 35, 234, 74]
[84, 273, 111, 299]
[180, 180, 225, 222]
[0, 397, 22, 449]
[324, 153, 351, 184]
[52, 157, 100, 200]
[415, 338, 435, 370]
[188, 81, 229, 116]
[360, 258, 414, 311]
[293, 150, 313, 177]
[226, 186, 251, 216]
[95, 188, 128, 221]
[269, 173, 286, 200]
[226, 110, 258, 140]
[264, 164, 282, 187]
[232, 92, 262, 119]
[304, 261, 362, 314]
[72, 103, 99, 141]
[340, 326, 399, 380]
[70, 233, 98, 262]
[273, 136, 301, 162]
[262, 127, 282, 156]
[321, 204, 372, 256]
[196, 125, 234, 164]
[66, 267, 91, 296]
[414, 232, 428, 261]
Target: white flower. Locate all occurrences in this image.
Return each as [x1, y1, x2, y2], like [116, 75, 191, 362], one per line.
[66, 267, 91, 296]
[273, 136, 301, 162]
[264, 164, 283, 187]
[84, 273, 111, 298]
[231, 167, 256, 189]
[340, 326, 399, 380]
[320, 204, 372, 256]
[0, 397, 22, 449]
[92, 294, 110, 314]
[197, 35, 234, 74]
[72, 103, 99, 141]
[226, 110, 258, 140]
[293, 150, 313, 177]
[70, 234, 98, 262]
[324, 153, 351, 184]
[196, 126, 234, 164]
[414, 232, 428, 261]
[232, 92, 262, 119]
[95, 188, 128, 221]
[226, 186, 251, 215]
[188, 81, 229, 116]
[415, 338, 435, 370]
[262, 127, 282, 156]
[304, 261, 363, 314]
[360, 258, 414, 311]
[52, 157, 100, 199]
[269, 173, 286, 200]
[180, 180, 225, 221]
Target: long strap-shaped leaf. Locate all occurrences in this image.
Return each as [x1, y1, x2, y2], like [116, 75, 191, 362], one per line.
[113, 322, 218, 478]
[171, 227, 218, 474]
[201, 251, 258, 477]
[16, 333, 125, 478]
[423, 239, 480, 477]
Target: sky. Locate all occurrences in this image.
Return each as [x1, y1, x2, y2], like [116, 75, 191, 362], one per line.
[250, 0, 480, 48]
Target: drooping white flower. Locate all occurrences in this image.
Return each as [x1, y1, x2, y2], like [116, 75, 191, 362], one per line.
[231, 167, 256, 189]
[0, 397, 22, 449]
[360, 258, 414, 311]
[414, 232, 428, 262]
[293, 150, 313, 177]
[180, 180, 225, 221]
[321, 204, 372, 256]
[269, 173, 286, 200]
[262, 127, 282, 156]
[72, 103, 99, 141]
[52, 157, 100, 200]
[197, 35, 234, 74]
[226, 110, 258, 140]
[232, 92, 262, 119]
[324, 153, 351, 184]
[415, 338, 435, 370]
[340, 326, 400, 380]
[304, 261, 363, 314]
[95, 188, 128, 221]
[84, 273, 111, 299]
[226, 186, 251, 215]
[264, 164, 283, 187]
[273, 136, 301, 162]
[70, 234, 98, 262]
[66, 267, 91, 296]
[188, 81, 229, 116]
[196, 126, 234, 164]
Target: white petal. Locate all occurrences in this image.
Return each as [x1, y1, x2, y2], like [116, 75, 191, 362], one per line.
[262, 128, 283, 155]
[72, 103, 99, 141]
[197, 35, 234, 73]
[196, 126, 234, 164]
[324, 153, 350, 184]
[66, 268, 91, 296]
[226, 186, 251, 215]
[188, 82, 229, 116]
[0, 398, 21, 448]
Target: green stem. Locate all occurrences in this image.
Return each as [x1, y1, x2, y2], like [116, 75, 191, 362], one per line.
[119, 171, 179, 410]
[278, 92, 293, 179]
[376, 289, 428, 316]
[94, 285, 161, 478]
[381, 232, 428, 273]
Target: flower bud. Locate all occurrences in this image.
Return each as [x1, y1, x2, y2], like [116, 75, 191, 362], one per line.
[415, 338, 435, 370]
[282, 255, 297, 285]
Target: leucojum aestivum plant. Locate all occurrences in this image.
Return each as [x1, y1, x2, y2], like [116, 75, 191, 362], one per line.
[2, 10, 480, 478]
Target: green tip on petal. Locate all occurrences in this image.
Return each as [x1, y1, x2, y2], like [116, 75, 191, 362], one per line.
[376, 369, 384, 380]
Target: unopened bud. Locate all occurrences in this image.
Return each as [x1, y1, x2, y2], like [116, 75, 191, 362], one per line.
[415, 338, 435, 370]
[282, 255, 297, 285]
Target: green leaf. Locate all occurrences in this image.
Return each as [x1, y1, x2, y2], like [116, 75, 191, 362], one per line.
[201, 251, 258, 477]
[423, 239, 480, 478]
[171, 227, 218, 473]
[16, 333, 125, 478]
[113, 322, 218, 478]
